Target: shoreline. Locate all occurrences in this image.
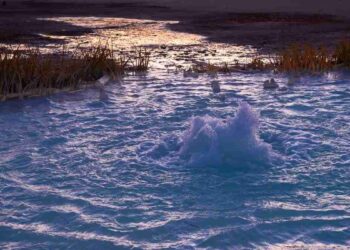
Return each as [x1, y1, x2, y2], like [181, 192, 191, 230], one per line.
[1, 1, 350, 101]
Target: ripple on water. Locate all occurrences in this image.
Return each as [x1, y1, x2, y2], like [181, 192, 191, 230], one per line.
[0, 72, 350, 249]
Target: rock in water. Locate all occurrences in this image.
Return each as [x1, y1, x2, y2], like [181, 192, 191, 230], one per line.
[211, 81, 221, 93]
[263, 78, 279, 89]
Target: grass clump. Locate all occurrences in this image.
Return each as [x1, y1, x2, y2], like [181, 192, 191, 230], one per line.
[275, 44, 333, 72]
[275, 41, 350, 72]
[0, 44, 149, 100]
[129, 48, 151, 71]
[186, 57, 272, 75]
[186, 41, 350, 75]
[335, 40, 350, 67]
[246, 57, 273, 71]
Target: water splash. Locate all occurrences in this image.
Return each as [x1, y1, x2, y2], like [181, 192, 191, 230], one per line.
[179, 102, 272, 167]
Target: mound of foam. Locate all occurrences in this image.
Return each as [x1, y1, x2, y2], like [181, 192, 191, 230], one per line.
[179, 102, 272, 166]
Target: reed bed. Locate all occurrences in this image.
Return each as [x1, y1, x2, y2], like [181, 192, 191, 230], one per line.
[186, 58, 271, 75]
[186, 41, 350, 74]
[246, 57, 273, 71]
[273, 41, 350, 72]
[335, 40, 350, 67]
[0, 44, 150, 100]
[274, 44, 334, 72]
[1, 40, 350, 100]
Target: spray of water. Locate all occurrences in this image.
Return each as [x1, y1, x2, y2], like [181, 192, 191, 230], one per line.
[179, 102, 272, 167]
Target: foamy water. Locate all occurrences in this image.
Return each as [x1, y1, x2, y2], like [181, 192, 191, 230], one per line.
[0, 71, 350, 249]
[178, 102, 273, 167]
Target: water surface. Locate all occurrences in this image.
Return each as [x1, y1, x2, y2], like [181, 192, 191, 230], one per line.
[0, 72, 349, 249]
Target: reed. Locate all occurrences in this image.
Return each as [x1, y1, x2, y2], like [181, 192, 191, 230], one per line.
[186, 41, 350, 75]
[0, 44, 149, 100]
[187, 58, 270, 74]
[246, 57, 271, 70]
[129, 48, 151, 71]
[186, 41, 350, 74]
[274, 44, 333, 72]
[335, 40, 350, 67]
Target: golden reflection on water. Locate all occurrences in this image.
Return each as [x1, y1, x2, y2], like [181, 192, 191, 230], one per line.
[41, 17, 204, 47]
[17, 17, 261, 70]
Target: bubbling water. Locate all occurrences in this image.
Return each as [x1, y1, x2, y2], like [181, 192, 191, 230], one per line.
[179, 102, 273, 167]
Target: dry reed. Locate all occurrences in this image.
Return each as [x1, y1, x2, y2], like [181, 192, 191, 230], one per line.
[274, 44, 333, 72]
[187, 41, 350, 74]
[0, 44, 149, 100]
[335, 40, 350, 67]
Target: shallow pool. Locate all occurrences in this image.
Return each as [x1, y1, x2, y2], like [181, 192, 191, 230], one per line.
[1, 71, 350, 249]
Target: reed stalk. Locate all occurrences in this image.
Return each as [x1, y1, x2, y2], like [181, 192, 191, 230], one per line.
[0, 44, 150, 100]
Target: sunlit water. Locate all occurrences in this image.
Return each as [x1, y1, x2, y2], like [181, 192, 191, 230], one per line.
[35, 17, 259, 69]
[1, 71, 350, 249]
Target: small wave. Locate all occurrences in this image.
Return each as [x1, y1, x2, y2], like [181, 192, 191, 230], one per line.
[179, 102, 273, 167]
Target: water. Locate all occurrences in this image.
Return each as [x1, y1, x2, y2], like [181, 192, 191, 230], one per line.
[23, 17, 259, 71]
[0, 71, 350, 249]
[178, 102, 273, 167]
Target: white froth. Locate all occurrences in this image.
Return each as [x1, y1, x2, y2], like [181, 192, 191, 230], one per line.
[179, 102, 272, 166]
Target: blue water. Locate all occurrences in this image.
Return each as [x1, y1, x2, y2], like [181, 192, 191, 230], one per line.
[0, 72, 350, 249]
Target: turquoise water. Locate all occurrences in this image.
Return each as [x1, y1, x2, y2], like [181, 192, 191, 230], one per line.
[0, 72, 350, 249]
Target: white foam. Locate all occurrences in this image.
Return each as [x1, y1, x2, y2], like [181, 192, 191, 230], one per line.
[179, 102, 272, 166]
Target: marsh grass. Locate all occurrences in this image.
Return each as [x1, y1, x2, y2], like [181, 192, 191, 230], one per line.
[335, 40, 350, 67]
[129, 48, 151, 71]
[1, 40, 350, 100]
[0, 44, 149, 100]
[275, 41, 350, 72]
[274, 44, 334, 72]
[246, 57, 274, 71]
[187, 57, 271, 75]
[188, 41, 350, 74]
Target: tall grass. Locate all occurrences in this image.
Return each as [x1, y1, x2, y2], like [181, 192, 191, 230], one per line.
[335, 40, 350, 67]
[186, 41, 350, 74]
[1, 40, 350, 100]
[0, 44, 149, 100]
[186, 57, 271, 74]
[274, 41, 350, 72]
[130, 48, 150, 71]
[274, 44, 333, 72]
[246, 57, 273, 70]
